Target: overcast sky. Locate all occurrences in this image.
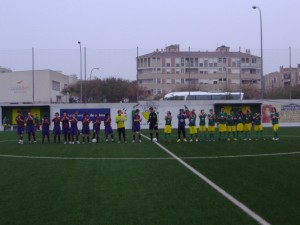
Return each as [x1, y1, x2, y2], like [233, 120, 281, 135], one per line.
[1, 0, 300, 80]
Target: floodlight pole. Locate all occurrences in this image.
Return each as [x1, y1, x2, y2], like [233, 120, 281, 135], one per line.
[78, 41, 83, 103]
[252, 6, 264, 99]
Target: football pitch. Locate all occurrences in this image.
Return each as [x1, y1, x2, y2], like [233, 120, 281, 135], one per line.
[0, 127, 300, 225]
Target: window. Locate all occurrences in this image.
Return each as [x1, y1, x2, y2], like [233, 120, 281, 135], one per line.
[157, 78, 161, 84]
[213, 81, 218, 84]
[175, 69, 180, 74]
[166, 58, 171, 67]
[166, 68, 171, 74]
[204, 60, 208, 67]
[52, 81, 60, 91]
[252, 58, 257, 64]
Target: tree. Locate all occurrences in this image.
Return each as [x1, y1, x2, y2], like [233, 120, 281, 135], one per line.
[62, 77, 143, 103]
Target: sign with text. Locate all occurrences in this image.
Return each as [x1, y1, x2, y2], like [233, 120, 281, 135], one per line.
[60, 108, 110, 121]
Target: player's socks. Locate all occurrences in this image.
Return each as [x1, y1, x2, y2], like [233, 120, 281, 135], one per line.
[82, 137, 85, 143]
[58, 136, 60, 144]
[96, 136, 99, 143]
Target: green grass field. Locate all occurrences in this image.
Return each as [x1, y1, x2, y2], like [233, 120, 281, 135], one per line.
[0, 127, 300, 225]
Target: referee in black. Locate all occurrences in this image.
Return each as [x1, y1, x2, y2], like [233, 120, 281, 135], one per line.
[147, 107, 159, 142]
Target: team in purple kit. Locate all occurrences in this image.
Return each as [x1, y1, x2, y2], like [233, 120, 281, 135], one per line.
[132, 109, 142, 143]
[42, 114, 50, 144]
[16, 111, 25, 144]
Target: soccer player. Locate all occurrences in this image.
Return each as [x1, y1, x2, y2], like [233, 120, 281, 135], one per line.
[243, 108, 252, 140]
[61, 111, 71, 144]
[70, 113, 80, 144]
[164, 111, 172, 142]
[217, 107, 227, 141]
[188, 109, 198, 142]
[16, 111, 25, 144]
[115, 110, 126, 143]
[253, 112, 264, 140]
[92, 113, 101, 143]
[82, 113, 91, 144]
[52, 112, 61, 144]
[104, 113, 114, 142]
[236, 110, 244, 140]
[199, 109, 207, 142]
[271, 107, 280, 141]
[147, 107, 159, 142]
[41, 114, 50, 144]
[26, 112, 36, 144]
[34, 114, 40, 131]
[207, 109, 216, 141]
[227, 110, 237, 141]
[132, 109, 142, 143]
[177, 108, 187, 142]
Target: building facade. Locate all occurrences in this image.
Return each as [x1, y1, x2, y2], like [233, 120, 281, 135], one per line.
[264, 65, 300, 91]
[0, 69, 78, 103]
[137, 45, 262, 96]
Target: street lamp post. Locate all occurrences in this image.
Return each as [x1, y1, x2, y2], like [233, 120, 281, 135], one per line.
[252, 6, 264, 99]
[78, 41, 83, 103]
[89, 67, 99, 80]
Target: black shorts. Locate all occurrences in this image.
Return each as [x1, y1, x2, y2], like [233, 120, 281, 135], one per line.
[149, 124, 158, 130]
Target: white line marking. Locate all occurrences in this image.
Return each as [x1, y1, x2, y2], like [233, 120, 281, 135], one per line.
[182, 151, 300, 159]
[0, 154, 173, 160]
[142, 135, 271, 225]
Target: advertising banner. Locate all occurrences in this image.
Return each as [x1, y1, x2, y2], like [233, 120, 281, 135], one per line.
[60, 108, 110, 121]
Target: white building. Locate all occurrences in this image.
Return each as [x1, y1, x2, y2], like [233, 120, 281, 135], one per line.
[0, 69, 78, 103]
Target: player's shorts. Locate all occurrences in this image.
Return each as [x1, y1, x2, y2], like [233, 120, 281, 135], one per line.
[149, 124, 158, 130]
[17, 127, 24, 135]
[237, 123, 244, 132]
[42, 129, 50, 136]
[189, 126, 197, 134]
[227, 125, 236, 132]
[62, 127, 70, 135]
[105, 126, 113, 135]
[93, 127, 100, 134]
[254, 124, 263, 131]
[132, 124, 141, 133]
[199, 125, 206, 132]
[208, 125, 215, 132]
[70, 127, 78, 135]
[272, 124, 279, 132]
[27, 125, 35, 134]
[164, 125, 172, 134]
[218, 124, 227, 132]
[244, 123, 251, 132]
[53, 126, 61, 135]
[82, 126, 90, 135]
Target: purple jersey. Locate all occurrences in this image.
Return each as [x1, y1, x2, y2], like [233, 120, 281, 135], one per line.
[16, 115, 25, 128]
[93, 117, 101, 129]
[26, 116, 34, 126]
[133, 114, 141, 125]
[61, 116, 70, 129]
[42, 117, 50, 130]
[104, 117, 111, 127]
[70, 118, 78, 128]
[52, 117, 61, 127]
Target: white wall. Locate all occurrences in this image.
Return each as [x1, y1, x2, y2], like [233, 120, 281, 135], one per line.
[1, 99, 300, 131]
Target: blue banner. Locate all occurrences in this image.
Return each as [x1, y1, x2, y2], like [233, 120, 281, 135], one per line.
[60, 108, 110, 121]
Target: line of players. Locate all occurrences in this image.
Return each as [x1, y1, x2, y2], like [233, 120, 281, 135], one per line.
[15, 111, 115, 144]
[15, 105, 280, 144]
[163, 106, 280, 143]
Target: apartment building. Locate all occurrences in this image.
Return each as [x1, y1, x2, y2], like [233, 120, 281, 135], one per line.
[264, 65, 300, 91]
[137, 45, 262, 96]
